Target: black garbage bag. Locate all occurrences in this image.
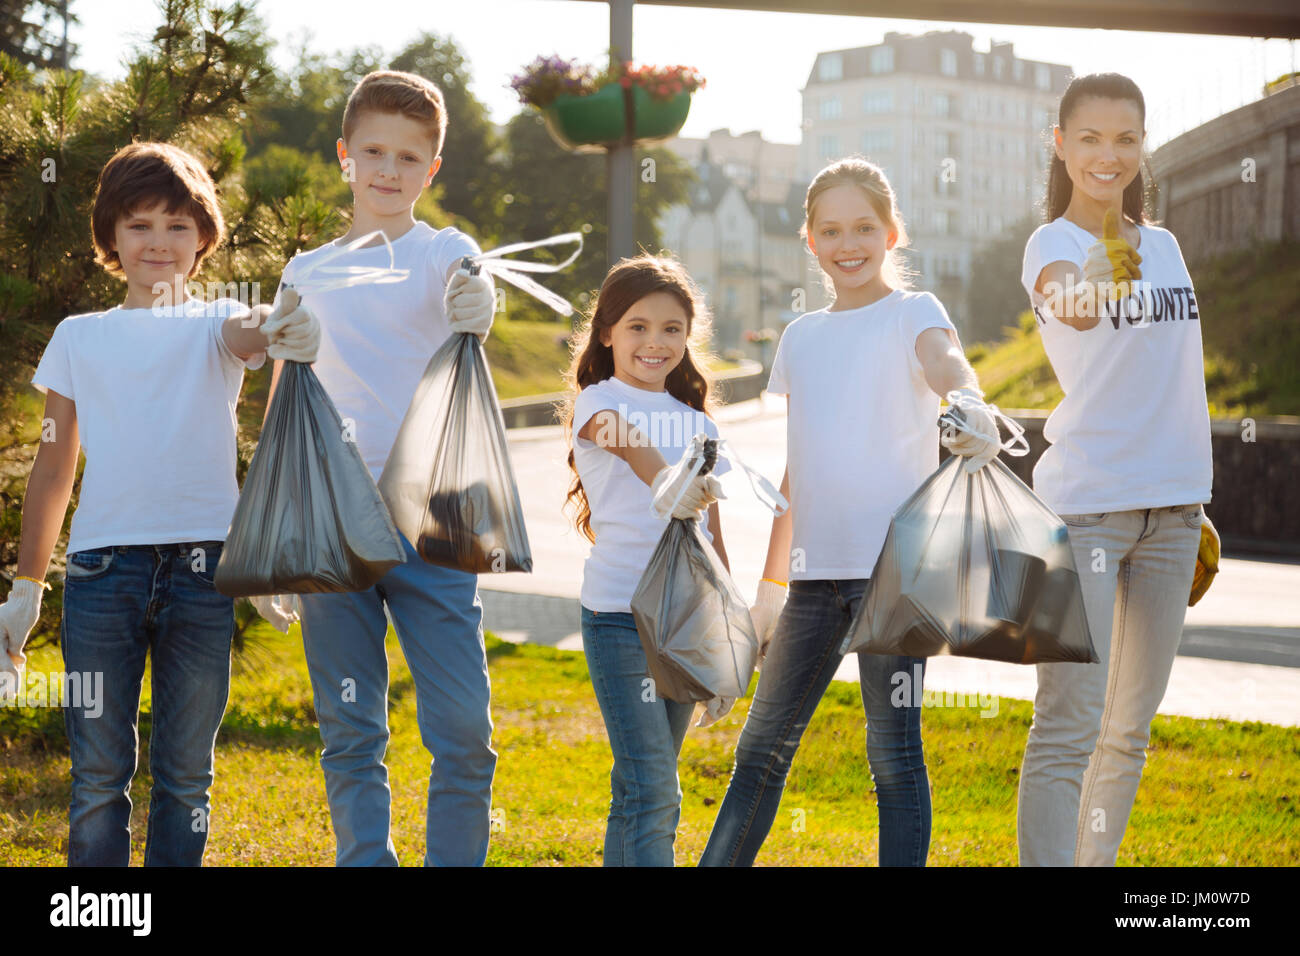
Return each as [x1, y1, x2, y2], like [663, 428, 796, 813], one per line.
[378, 330, 532, 574]
[842, 453, 1099, 665]
[215, 361, 406, 597]
[631, 436, 760, 705]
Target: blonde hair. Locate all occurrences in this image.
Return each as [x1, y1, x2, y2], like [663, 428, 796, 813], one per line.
[801, 156, 914, 291]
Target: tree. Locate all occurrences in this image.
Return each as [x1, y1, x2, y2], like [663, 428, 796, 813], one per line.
[963, 212, 1041, 345]
[0, 0, 75, 69]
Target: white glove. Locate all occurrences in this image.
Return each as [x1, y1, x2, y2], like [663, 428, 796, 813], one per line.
[750, 578, 787, 665]
[262, 289, 321, 363]
[445, 269, 495, 342]
[941, 388, 1001, 473]
[695, 695, 737, 728]
[249, 594, 302, 633]
[650, 466, 724, 520]
[0, 578, 43, 700]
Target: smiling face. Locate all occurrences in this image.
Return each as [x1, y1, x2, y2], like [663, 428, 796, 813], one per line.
[112, 201, 201, 308]
[1055, 96, 1144, 206]
[338, 110, 441, 223]
[807, 183, 897, 307]
[599, 291, 689, 392]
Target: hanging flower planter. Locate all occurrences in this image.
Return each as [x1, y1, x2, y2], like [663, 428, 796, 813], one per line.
[512, 55, 704, 154]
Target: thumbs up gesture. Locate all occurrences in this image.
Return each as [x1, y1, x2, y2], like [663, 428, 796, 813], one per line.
[1082, 208, 1142, 301]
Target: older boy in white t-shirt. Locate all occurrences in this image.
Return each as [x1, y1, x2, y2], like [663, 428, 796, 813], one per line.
[258, 71, 499, 867]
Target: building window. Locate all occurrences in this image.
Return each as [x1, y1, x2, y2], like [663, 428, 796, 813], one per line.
[818, 134, 840, 159]
[862, 89, 893, 114]
[1035, 63, 1051, 91]
[993, 56, 1004, 79]
[820, 95, 842, 120]
[1033, 107, 1051, 133]
[818, 53, 843, 82]
[974, 53, 985, 76]
[861, 128, 893, 153]
[934, 92, 950, 118]
[940, 49, 957, 77]
[1013, 60, 1024, 82]
[870, 46, 894, 74]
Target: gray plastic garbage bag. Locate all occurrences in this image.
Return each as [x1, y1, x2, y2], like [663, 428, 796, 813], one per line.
[215, 361, 406, 597]
[631, 437, 760, 704]
[378, 330, 532, 574]
[841, 453, 1098, 664]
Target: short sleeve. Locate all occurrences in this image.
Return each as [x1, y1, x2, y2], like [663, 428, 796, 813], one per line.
[766, 324, 792, 396]
[210, 300, 266, 371]
[573, 383, 618, 441]
[906, 293, 957, 381]
[32, 321, 74, 399]
[431, 227, 483, 289]
[1021, 223, 1082, 305]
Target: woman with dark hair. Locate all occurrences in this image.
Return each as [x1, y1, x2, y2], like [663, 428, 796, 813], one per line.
[1017, 73, 1214, 866]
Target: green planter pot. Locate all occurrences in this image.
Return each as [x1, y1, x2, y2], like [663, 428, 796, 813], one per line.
[542, 83, 693, 153]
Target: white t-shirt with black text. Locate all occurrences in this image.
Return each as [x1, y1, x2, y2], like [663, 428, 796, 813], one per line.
[1020, 217, 1212, 514]
[32, 298, 264, 554]
[573, 375, 729, 613]
[279, 222, 481, 483]
[768, 289, 956, 580]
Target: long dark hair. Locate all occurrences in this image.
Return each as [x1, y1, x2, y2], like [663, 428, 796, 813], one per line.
[1044, 73, 1152, 224]
[561, 254, 717, 543]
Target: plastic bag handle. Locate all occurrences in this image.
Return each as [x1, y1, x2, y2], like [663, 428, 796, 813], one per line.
[941, 391, 1031, 458]
[716, 438, 789, 515]
[466, 232, 584, 317]
[285, 230, 410, 295]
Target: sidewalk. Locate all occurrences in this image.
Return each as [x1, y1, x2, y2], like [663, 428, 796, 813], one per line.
[483, 396, 1300, 727]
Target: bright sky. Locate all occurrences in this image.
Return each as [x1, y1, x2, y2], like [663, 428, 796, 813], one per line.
[69, 0, 1297, 148]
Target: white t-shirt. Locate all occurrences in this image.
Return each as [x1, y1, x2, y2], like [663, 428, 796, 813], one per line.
[1021, 217, 1213, 514]
[279, 222, 481, 482]
[573, 375, 729, 613]
[768, 289, 956, 581]
[32, 297, 264, 554]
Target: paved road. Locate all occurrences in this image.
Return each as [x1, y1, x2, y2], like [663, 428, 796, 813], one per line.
[481, 397, 1300, 726]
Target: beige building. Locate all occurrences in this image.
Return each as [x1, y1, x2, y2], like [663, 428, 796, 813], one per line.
[801, 30, 1071, 330]
[659, 131, 808, 355]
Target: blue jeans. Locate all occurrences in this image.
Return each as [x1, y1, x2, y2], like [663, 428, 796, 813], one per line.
[700, 579, 931, 866]
[581, 606, 695, 866]
[60, 541, 234, 867]
[297, 532, 496, 867]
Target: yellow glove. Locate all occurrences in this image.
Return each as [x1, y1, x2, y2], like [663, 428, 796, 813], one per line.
[1096, 208, 1142, 300]
[1189, 513, 1220, 607]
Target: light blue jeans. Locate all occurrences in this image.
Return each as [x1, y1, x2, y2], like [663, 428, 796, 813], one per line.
[60, 541, 234, 867]
[581, 606, 695, 866]
[297, 532, 496, 867]
[1018, 504, 1203, 866]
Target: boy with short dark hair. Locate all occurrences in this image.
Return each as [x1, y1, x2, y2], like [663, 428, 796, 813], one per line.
[259, 70, 498, 867]
[0, 140, 317, 866]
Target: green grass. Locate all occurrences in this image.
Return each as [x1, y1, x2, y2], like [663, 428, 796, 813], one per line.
[970, 240, 1300, 418]
[2, 626, 1295, 866]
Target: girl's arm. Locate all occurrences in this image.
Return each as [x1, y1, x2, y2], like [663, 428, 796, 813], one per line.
[916, 327, 982, 399]
[760, 400, 795, 583]
[578, 409, 670, 486]
[16, 390, 81, 580]
[704, 501, 729, 572]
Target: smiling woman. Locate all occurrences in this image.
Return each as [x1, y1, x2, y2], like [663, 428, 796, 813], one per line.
[1017, 72, 1215, 869]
